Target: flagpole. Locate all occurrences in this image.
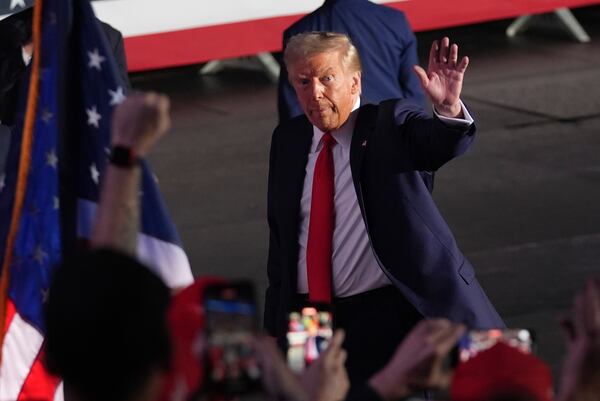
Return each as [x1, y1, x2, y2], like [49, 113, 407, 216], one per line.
[0, 0, 44, 361]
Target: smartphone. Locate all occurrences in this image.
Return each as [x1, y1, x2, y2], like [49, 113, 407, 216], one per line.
[202, 281, 261, 395]
[286, 305, 334, 373]
[456, 328, 535, 363]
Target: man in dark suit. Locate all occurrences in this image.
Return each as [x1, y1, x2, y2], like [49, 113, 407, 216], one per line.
[265, 32, 503, 385]
[0, 6, 130, 127]
[278, 0, 426, 123]
[0, 5, 129, 174]
[278, 0, 435, 192]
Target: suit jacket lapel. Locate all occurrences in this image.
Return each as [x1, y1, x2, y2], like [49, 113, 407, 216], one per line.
[350, 103, 377, 192]
[281, 117, 312, 214]
[279, 118, 313, 290]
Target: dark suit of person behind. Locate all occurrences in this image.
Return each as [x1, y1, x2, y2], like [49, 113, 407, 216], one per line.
[0, 6, 130, 128]
[265, 32, 503, 385]
[0, 6, 129, 175]
[278, 0, 426, 122]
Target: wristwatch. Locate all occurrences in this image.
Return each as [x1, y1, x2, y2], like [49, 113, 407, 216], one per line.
[109, 145, 140, 168]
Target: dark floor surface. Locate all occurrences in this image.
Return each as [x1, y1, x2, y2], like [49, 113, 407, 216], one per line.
[129, 5, 600, 382]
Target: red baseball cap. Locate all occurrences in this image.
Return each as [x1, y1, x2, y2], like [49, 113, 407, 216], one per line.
[160, 277, 226, 401]
[451, 342, 554, 401]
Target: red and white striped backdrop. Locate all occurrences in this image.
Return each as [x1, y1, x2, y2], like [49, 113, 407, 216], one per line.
[89, 0, 600, 72]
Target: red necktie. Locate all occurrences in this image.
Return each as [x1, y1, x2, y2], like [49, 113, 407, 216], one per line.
[306, 132, 336, 304]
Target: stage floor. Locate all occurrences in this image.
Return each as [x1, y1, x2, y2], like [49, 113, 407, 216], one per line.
[130, 5, 600, 379]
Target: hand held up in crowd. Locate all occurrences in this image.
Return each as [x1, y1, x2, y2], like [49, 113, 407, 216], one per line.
[300, 329, 349, 401]
[111, 91, 171, 158]
[92, 92, 172, 254]
[558, 278, 600, 401]
[254, 330, 349, 401]
[253, 335, 309, 401]
[368, 318, 465, 401]
[414, 37, 468, 119]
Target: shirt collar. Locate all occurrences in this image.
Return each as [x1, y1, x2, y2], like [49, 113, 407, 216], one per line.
[311, 96, 361, 152]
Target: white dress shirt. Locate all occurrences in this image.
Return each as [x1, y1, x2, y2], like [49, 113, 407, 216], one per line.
[22, 47, 32, 66]
[297, 97, 474, 297]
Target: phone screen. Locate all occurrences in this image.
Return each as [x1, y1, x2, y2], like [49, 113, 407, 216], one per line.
[458, 328, 534, 362]
[286, 306, 333, 373]
[203, 282, 261, 395]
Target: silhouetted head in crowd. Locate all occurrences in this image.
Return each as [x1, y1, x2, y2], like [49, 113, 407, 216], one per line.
[44, 248, 172, 401]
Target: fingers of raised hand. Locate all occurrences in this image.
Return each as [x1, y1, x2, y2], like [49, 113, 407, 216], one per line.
[424, 319, 465, 356]
[156, 94, 171, 134]
[325, 348, 347, 374]
[457, 56, 469, 74]
[116, 93, 158, 126]
[139, 92, 171, 135]
[573, 279, 600, 341]
[439, 37, 450, 64]
[252, 335, 279, 358]
[575, 291, 587, 338]
[338, 349, 348, 366]
[449, 44, 458, 66]
[413, 65, 429, 89]
[427, 37, 451, 66]
[429, 37, 468, 73]
[584, 279, 600, 338]
[428, 40, 439, 70]
[328, 329, 346, 353]
[323, 329, 346, 366]
[559, 317, 576, 342]
[144, 92, 170, 117]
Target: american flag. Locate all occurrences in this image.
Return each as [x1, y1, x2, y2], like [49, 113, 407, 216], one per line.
[0, 0, 34, 17]
[0, 1, 193, 399]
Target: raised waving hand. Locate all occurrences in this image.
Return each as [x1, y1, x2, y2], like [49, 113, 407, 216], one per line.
[414, 37, 469, 118]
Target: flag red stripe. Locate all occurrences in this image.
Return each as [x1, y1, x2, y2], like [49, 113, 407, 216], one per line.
[17, 346, 61, 401]
[3, 299, 16, 337]
[1, 310, 45, 400]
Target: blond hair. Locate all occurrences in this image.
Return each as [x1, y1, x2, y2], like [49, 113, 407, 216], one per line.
[284, 32, 362, 74]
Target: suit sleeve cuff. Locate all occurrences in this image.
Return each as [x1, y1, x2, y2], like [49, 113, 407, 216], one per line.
[433, 100, 473, 127]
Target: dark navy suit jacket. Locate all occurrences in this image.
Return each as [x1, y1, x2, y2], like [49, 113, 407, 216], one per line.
[0, 7, 129, 126]
[278, 0, 426, 122]
[265, 99, 504, 343]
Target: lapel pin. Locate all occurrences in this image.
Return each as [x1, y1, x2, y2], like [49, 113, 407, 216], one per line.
[361, 140, 367, 147]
